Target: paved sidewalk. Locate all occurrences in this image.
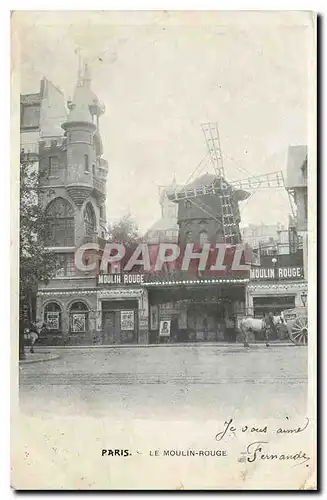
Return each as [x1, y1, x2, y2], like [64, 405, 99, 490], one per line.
[19, 351, 60, 364]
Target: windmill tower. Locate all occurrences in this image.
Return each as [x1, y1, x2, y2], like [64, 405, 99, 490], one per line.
[167, 122, 286, 248]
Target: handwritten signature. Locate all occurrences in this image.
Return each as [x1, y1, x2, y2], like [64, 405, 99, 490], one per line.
[244, 441, 310, 466]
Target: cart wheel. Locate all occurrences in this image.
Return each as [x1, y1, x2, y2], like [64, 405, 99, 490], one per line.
[290, 315, 308, 345]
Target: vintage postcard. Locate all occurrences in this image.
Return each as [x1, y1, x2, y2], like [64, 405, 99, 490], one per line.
[11, 10, 317, 490]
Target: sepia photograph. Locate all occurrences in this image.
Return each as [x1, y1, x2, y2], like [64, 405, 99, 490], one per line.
[11, 10, 316, 490]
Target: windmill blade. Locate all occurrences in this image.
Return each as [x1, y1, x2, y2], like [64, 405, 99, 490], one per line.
[229, 171, 285, 190]
[201, 122, 225, 178]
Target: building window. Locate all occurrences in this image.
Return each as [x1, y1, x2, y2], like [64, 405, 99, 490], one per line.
[49, 156, 60, 177]
[45, 197, 75, 247]
[253, 296, 295, 317]
[84, 154, 89, 172]
[54, 254, 75, 277]
[92, 164, 96, 176]
[84, 203, 96, 237]
[44, 302, 62, 331]
[167, 207, 176, 218]
[185, 231, 192, 243]
[99, 205, 105, 220]
[21, 104, 40, 129]
[69, 301, 89, 333]
[185, 200, 192, 209]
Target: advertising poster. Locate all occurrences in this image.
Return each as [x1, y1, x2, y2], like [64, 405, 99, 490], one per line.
[72, 313, 86, 333]
[45, 312, 59, 330]
[120, 310, 134, 331]
[159, 320, 171, 337]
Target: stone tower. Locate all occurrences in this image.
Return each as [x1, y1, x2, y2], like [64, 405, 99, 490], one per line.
[36, 64, 109, 341]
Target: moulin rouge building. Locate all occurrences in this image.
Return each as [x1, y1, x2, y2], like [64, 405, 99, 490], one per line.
[32, 68, 306, 346]
[29, 63, 251, 346]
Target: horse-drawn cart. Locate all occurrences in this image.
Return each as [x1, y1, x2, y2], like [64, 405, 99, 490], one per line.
[281, 306, 308, 345]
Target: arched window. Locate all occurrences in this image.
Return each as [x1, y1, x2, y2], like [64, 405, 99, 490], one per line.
[69, 301, 89, 333]
[84, 203, 96, 237]
[185, 231, 192, 243]
[45, 198, 74, 247]
[44, 302, 62, 331]
[84, 154, 89, 172]
[199, 230, 208, 245]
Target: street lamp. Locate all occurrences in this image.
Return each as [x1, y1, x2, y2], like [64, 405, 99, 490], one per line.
[300, 291, 307, 307]
[271, 257, 277, 280]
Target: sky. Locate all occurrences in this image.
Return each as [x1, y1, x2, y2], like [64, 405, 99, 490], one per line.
[16, 11, 311, 233]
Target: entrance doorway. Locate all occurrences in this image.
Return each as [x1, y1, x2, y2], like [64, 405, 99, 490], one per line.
[102, 311, 117, 344]
[101, 300, 138, 345]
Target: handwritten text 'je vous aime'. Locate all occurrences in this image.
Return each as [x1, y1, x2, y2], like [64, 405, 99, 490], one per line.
[215, 417, 309, 442]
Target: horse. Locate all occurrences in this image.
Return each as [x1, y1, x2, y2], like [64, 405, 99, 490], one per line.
[239, 314, 284, 347]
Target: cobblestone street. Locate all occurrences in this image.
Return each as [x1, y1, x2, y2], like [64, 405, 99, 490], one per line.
[19, 344, 307, 420]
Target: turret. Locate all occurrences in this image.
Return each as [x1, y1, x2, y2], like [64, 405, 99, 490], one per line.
[61, 63, 106, 208]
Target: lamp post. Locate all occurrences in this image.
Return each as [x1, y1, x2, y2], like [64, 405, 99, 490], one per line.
[271, 257, 277, 280]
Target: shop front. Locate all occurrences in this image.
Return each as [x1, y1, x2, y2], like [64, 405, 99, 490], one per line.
[148, 280, 247, 343]
[96, 286, 149, 345]
[246, 265, 308, 341]
[247, 265, 307, 313]
[36, 273, 150, 345]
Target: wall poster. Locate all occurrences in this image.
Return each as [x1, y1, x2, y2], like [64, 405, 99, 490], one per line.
[120, 310, 134, 331]
[72, 313, 86, 333]
[45, 311, 60, 330]
[159, 320, 171, 337]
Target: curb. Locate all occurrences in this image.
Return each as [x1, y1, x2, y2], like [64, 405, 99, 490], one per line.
[36, 342, 297, 350]
[19, 354, 61, 364]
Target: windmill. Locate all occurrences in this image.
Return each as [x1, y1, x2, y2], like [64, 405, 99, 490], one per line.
[167, 122, 290, 246]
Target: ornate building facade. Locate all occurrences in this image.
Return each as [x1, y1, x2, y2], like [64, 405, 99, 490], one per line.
[35, 66, 116, 345]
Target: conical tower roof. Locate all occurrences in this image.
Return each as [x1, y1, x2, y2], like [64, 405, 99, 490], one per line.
[62, 62, 101, 129]
[63, 84, 94, 126]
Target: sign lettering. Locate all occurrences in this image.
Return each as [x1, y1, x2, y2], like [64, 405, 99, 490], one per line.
[250, 267, 304, 281]
[97, 273, 144, 286]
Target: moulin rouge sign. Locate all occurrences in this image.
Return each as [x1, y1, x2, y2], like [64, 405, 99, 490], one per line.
[75, 242, 252, 285]
[250, 266, 304, 281]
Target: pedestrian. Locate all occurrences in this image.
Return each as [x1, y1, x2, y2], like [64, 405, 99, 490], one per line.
[29, 322, 39, 353]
